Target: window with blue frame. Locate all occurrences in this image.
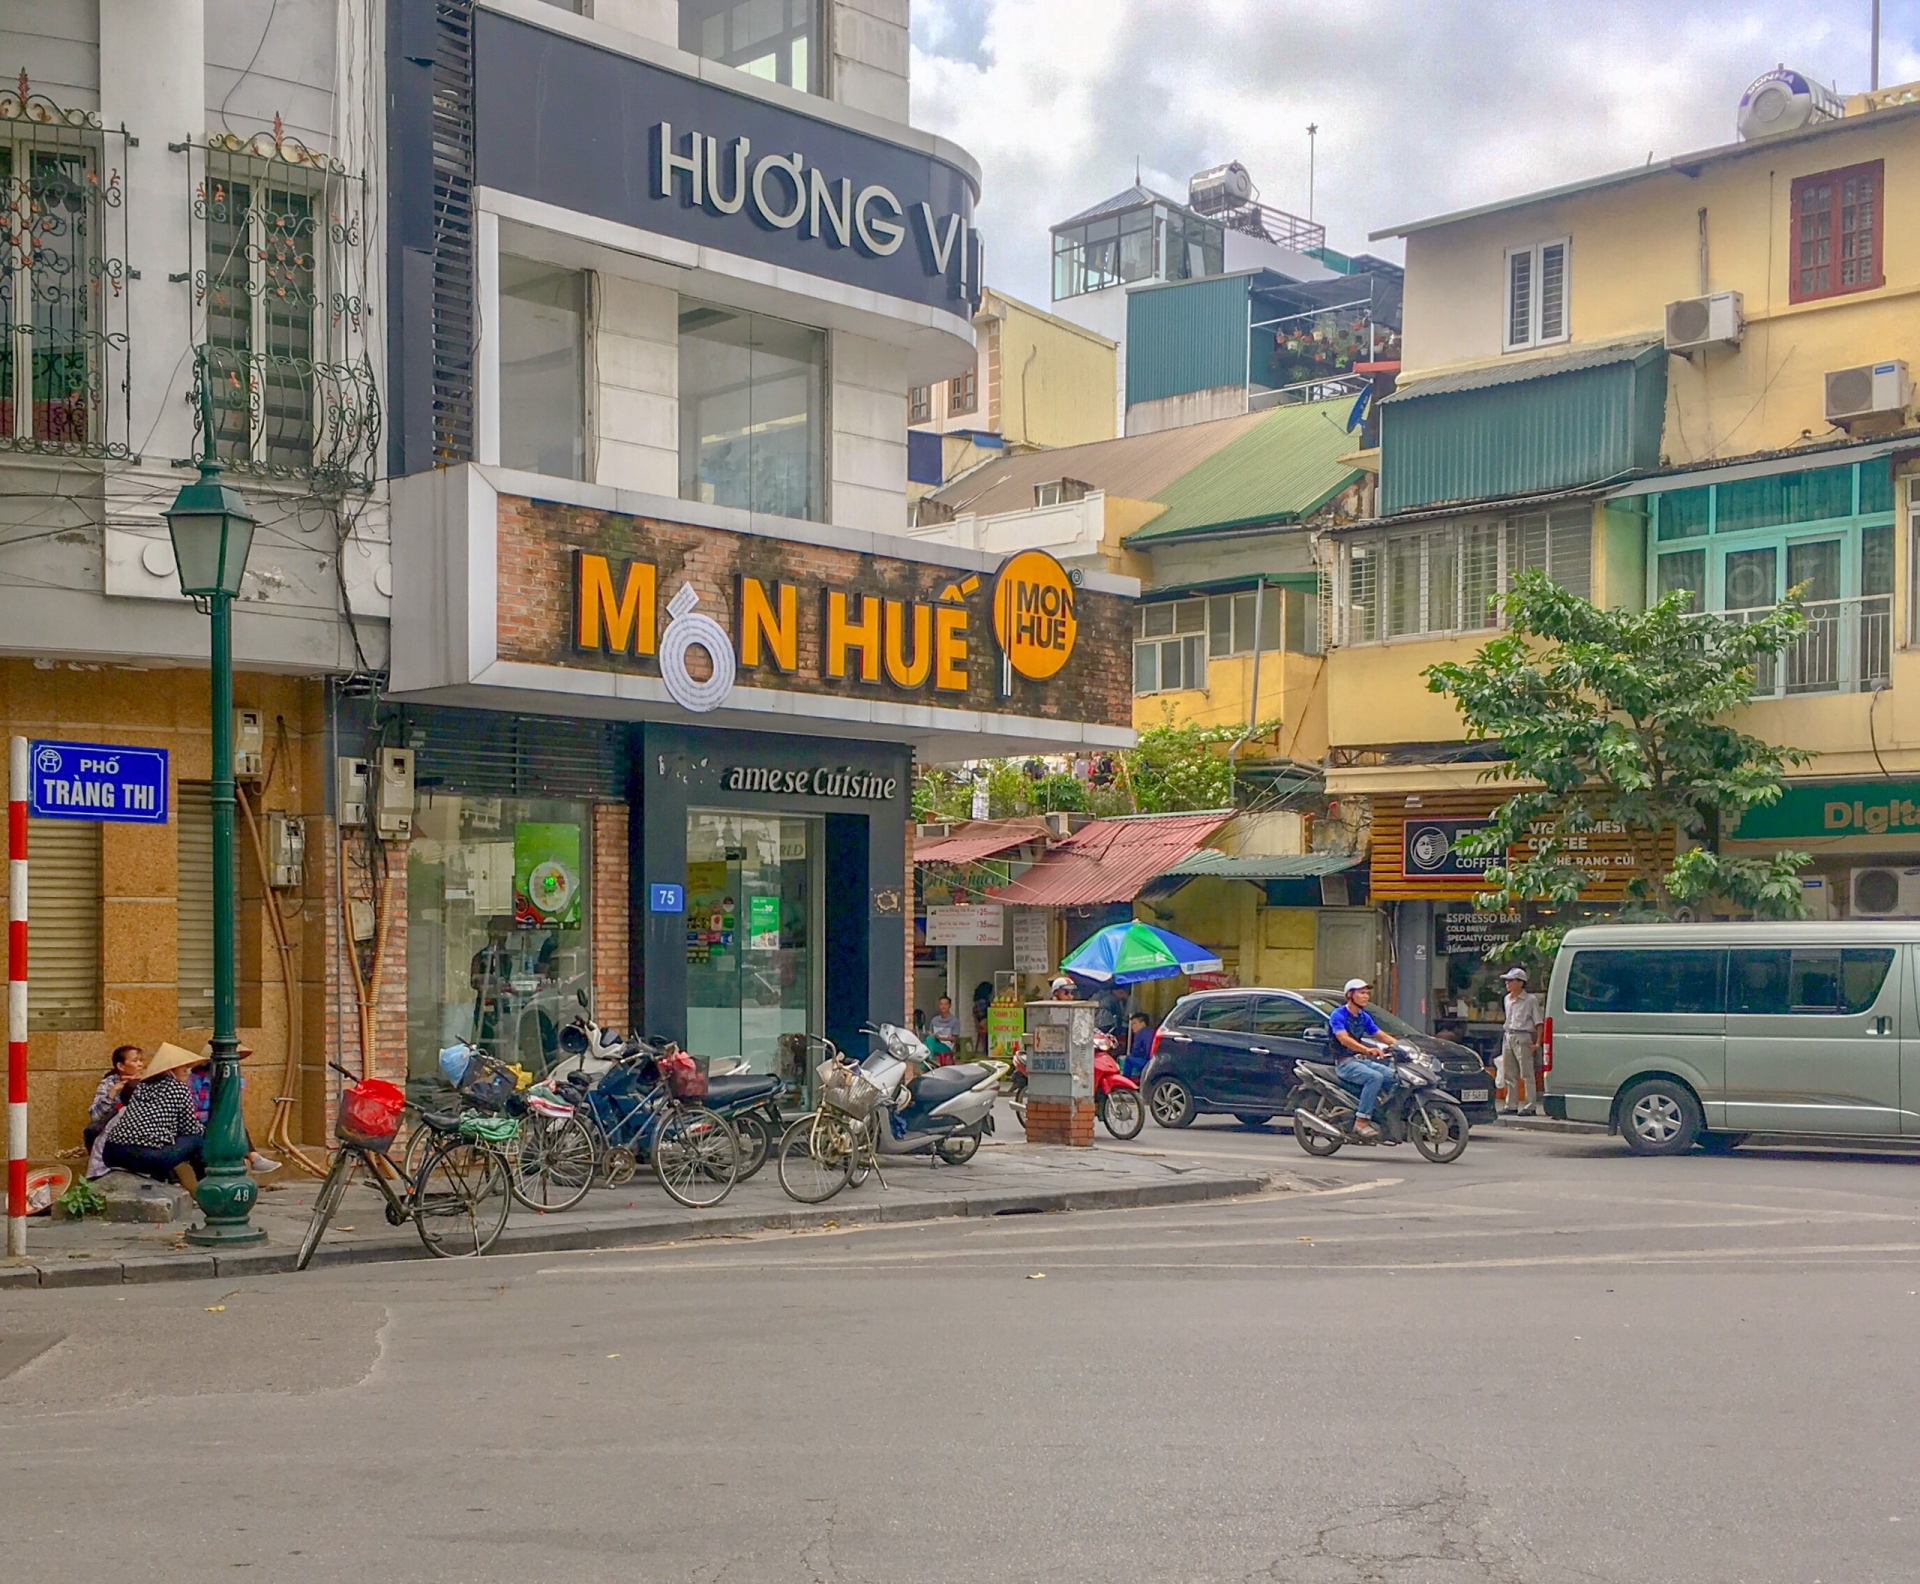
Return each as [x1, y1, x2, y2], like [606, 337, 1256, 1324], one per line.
[1646, 459, 1894, 697]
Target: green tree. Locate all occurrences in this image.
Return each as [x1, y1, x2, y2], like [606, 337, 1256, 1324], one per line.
[1423, 572, 1814, 958]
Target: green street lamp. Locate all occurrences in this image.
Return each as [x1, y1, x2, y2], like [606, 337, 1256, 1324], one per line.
[166, 383, 265, 1248]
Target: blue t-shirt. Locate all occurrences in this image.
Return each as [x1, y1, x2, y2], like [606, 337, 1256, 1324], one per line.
[1327, 1004, 1380, 1054]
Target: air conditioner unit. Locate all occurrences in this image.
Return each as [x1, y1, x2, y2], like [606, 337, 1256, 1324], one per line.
[1826, 361, 1912, 427]
[1665, 292, 1743, 353]
[1849, 866, 1920, 918]
[1800, 874, 1834, 921]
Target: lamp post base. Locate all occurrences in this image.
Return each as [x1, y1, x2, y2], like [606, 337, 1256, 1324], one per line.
[185, 1166, 267, 1247]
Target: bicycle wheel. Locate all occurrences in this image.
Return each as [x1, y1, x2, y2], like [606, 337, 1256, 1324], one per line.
[510, 1113, 597, 1212]
[731, 1112, 773, 1182]
[295, 1148, 356, 1272]
[653, 1106, 740, 1208]
[776, 1111, 855, 1204]
[412, 1137, 512, 1257]
[847, 1115, 878, 1187]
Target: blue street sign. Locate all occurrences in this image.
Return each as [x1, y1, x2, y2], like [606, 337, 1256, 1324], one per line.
[649, 883, 685, 914]
[29, 741, 169, 824]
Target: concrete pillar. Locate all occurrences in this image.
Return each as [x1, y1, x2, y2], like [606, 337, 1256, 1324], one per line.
[1393, 900, 1434, 1033]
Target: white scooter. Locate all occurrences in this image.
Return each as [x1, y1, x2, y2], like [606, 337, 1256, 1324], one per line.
[853, 1022, 1002, 1166]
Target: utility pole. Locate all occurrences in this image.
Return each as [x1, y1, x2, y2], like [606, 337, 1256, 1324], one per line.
[1872, 0, 1882, 90]
[1306, 123, 1319, 221]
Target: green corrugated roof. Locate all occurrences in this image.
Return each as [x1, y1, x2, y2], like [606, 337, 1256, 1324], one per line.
[1123, 398, 1362, 545]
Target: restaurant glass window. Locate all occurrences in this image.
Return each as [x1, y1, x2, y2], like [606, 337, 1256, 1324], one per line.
[406, 794, 592, 1089]
[679, 300, 826, 521]
[685, 811, 821, 1073]
[498, 255, 587, 480]
[683, 0, 822, 93]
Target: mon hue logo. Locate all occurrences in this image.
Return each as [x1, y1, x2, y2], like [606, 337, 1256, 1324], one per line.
[992, 550, 1077, 683]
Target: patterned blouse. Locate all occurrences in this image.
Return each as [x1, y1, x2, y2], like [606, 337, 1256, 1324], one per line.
[104, 1074, 204, 1150]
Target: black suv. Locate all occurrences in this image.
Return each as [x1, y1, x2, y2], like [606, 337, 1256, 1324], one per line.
[1141, 988, 1497, 1129]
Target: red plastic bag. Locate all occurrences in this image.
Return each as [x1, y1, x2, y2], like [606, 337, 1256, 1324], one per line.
[338, 1078, 406, 1147]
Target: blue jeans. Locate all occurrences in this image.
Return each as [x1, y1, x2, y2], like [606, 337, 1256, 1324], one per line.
[1336, 1058, 1396, 1121]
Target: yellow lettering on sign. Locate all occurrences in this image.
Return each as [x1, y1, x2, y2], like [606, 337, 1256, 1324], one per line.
[737, 576, 798, 672]
[825, 590, 882, 682]
[883, 599, 933, 689]
[934, 603, 969, 692]
[575, 552, 657, 656]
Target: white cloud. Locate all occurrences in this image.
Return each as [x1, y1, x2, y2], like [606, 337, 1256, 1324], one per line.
[912, 0, 1920, 305]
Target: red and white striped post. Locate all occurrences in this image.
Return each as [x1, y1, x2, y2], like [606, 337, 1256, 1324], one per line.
[7, 736, 27, 1257]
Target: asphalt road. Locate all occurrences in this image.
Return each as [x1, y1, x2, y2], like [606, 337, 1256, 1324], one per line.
[5, 1116, 1920, 1583]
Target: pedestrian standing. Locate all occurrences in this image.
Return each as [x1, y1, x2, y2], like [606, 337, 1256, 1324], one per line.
[1499, 967, 1543, 1116]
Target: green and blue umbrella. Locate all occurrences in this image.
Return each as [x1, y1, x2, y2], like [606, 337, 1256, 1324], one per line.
[1060, 922, 1223, 986]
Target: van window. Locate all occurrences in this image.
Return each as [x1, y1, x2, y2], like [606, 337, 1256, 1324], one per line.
[1564, 949, 1724, 1014]
[1728, 947, 1894, 1015]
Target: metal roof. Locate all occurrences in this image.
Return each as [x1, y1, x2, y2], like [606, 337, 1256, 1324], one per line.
[1158, 851, 1365, 881]
[1379, 340, 1662, 405]
[913, 818, 1051, 865]
[987, 812, 1231, 908]
[1054, 183, 1189, 230]
[1606, 432, 1918, 498]
[1371, 99, 1920, 241]
[929, 408, 1270, 519]
[1123, 399, 1362, 544]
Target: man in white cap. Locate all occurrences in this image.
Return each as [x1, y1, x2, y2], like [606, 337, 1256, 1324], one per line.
[1328, 978, 1394, 1139]
[1500, 966, 1543, 1116]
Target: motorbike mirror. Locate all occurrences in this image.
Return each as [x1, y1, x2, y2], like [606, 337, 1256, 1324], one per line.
[577, 988, 588, 1007]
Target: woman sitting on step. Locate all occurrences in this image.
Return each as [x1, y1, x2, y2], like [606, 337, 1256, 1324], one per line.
[99, 1042, 206, 1192]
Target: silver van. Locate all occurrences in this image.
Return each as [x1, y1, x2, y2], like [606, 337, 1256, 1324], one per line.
[1544, 921, 1920, 1154]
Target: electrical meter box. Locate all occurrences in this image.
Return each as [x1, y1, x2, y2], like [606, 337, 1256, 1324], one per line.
[234, 708, 265, 782]
[1024, 1000, 1095, 1100]
[336, 757, 369, 827]
[266, 811, 305, 889]
[374, 747, 414, 839]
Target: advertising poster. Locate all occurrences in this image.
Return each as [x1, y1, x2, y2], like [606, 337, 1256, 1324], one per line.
[514, 822, 583, 926]
[748, 893, 782, 950]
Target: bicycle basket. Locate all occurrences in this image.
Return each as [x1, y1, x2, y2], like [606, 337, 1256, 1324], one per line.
[816, 1058, 883, 1120]
[656, 1050, 709, 1101]
[455, 1053, 519, 1109]
[457, 1113, 521, 1146]
[336, 1078, 406, 1151]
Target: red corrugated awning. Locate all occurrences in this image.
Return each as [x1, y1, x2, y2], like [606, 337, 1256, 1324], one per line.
[986, 812, 1231, 907]
[913, 818, 1051, 865]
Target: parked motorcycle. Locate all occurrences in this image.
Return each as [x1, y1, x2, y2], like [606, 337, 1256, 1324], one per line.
[1008, 1031, 1143, 1140]
[1287, 1045, 1470, 1163]
[856, 1022, 1001, 1166]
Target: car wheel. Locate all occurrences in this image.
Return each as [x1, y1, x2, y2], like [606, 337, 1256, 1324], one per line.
[1695, 1130, 1750, 1154]
[1148, 1076, 1196, 1129]
[1234, 1113, 1272, 1130]
[1618, 1078, 1701, 1156]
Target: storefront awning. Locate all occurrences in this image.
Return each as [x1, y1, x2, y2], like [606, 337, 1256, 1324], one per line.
[987, 812, 1231, 907]
[1605, 435, 1912, 499]
[913, 819, 1051, 865]
[1158, 851, 1364, 881]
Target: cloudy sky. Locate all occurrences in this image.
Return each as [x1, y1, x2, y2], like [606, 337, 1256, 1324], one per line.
[910, 0, 1920, 304]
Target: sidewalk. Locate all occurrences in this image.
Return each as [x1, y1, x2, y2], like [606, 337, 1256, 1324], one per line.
[0, 1135, 1272, 1291]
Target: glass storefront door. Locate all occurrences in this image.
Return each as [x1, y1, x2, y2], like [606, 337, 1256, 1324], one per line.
[684, 811, 820, 1071]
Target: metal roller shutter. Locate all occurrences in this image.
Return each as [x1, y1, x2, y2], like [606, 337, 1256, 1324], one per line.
[398, 707, 628, 800]
[10, 819, 101, 1032]
[177, 785, 241, 1027]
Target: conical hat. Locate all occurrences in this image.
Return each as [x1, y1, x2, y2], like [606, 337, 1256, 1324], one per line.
[143, 1042, 202, 1080]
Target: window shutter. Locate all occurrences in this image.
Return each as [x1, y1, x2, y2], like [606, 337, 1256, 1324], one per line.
[1506, 249, 1533, 348]
[1546, 507, 1592, 599]
[176, 785, 241, 1027]
[1538, 241, 1568, 341]
[12, 819, 101, 1033]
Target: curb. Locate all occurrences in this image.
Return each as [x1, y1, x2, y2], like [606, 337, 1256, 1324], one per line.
[0, 1171, 1271, 1290]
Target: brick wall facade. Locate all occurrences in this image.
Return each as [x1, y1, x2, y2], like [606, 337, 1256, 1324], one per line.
[493, 495, 1135, 731]
[592, 802, 630, 1033]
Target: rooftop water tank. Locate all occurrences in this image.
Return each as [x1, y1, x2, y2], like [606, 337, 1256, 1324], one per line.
[1737, 67, 1846, 140]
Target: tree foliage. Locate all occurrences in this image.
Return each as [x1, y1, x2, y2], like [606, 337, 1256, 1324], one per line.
[1423, 572, 1814, 955]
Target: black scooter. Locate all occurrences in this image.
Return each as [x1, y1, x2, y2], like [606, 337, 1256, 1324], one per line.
[1287, 1045, 1471, 1164]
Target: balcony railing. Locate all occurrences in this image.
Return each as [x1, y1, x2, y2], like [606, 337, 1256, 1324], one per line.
[189, 345, 380, 490]
[1722, 595, 1891, 698]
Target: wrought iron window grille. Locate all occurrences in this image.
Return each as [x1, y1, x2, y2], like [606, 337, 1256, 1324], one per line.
[0, 72, 134, 463]
[185, 117, 378, 490]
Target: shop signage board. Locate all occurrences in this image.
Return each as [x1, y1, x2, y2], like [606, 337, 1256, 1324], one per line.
[475, 9, 981, 324]
[1374, 794, 1662, 902]
[649, 883, 686, 914]
[1011, 908, 1049, 973]
[1440, 911, 1523, 957]
[28, 741, 168, 824]
[1402, 817, 1498, 879]
[925, 904, 1004, 946]
[1733, 782, 1920, 841]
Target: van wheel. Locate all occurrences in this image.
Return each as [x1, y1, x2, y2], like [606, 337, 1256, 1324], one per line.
[1619, 1079, 1701, 1156]
[1695, 1131, 1750, 1154]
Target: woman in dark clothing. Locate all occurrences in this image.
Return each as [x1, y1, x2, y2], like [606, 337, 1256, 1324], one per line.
[101, 1042, 206, 1189]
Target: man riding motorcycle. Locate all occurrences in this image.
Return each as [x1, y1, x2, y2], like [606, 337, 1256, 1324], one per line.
[1327, 978, 1397, 1140]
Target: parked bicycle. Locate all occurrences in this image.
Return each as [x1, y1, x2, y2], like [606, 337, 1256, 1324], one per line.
[436, 1041, 598, 1213]
[295, 1063, 515, 1270]
[556, 1040, 742, 1208]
